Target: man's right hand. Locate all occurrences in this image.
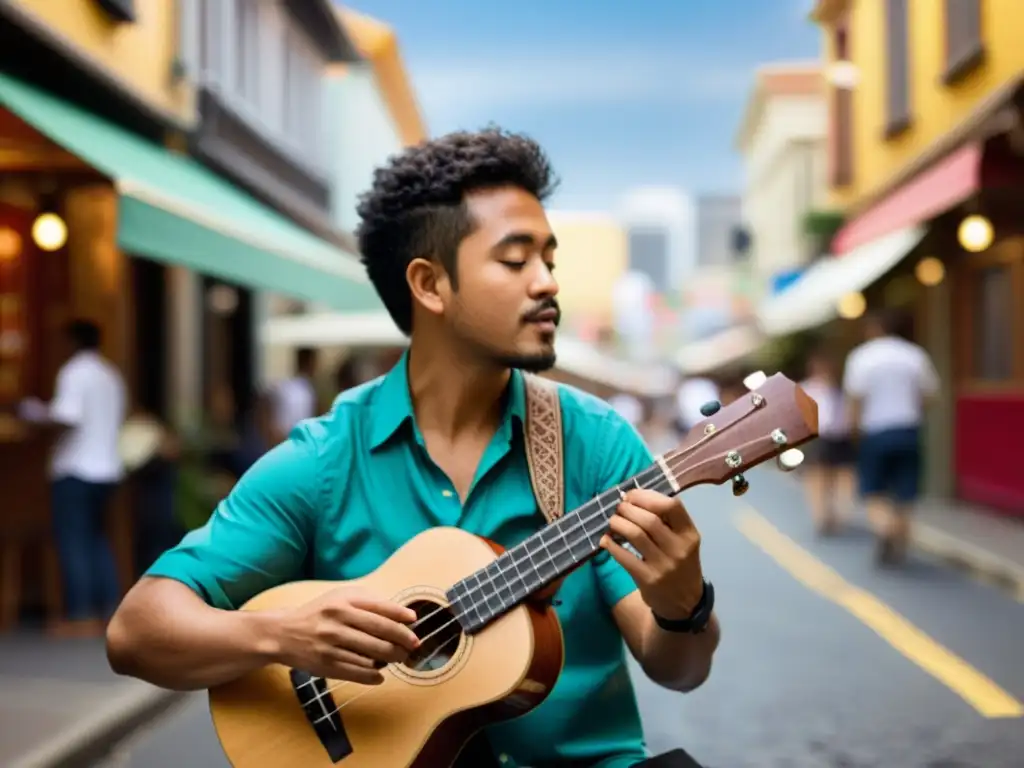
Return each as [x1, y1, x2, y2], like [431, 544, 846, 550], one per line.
[271, 587, 420, 685]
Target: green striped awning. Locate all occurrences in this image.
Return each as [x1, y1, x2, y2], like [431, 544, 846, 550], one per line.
[0, 73, 380, 311]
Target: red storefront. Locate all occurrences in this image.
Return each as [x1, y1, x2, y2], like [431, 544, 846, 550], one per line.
[830, 90, 1024, 515]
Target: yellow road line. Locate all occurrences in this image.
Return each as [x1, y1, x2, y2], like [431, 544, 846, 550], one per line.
[734, 506, 1024, 719]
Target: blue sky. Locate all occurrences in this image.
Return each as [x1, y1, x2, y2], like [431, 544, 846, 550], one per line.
[343, 0, 821, 211]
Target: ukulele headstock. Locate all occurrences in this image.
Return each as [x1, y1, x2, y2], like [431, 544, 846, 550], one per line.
[662, 371, 819, 494]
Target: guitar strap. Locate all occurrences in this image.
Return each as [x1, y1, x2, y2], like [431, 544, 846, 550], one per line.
[522, 372, 565, 524]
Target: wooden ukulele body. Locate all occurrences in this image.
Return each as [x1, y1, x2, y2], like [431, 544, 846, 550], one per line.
[208, 526, 565, 767]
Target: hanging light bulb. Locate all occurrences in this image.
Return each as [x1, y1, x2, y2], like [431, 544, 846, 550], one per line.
[957, 214, 993, 253]
[207, 284, 239, 315]
[0, 227, 21, 261]
[836, 292, 866, 320]
[915, 257, 945, 287]
[31, 212, 67, 252]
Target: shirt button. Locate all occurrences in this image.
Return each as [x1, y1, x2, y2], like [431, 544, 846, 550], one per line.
[441, 489, 454, 498]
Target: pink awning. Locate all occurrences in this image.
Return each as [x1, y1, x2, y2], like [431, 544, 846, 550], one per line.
[832, 143, 984, 255]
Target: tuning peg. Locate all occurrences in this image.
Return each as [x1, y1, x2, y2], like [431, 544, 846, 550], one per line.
[743, 370, 768, 391]
[731, 474, 749, 497]
[700, 400, 721, 417]
[776, 449, 805, 472]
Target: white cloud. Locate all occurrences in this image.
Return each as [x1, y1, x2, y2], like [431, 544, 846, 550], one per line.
[410, 51, 752, 125]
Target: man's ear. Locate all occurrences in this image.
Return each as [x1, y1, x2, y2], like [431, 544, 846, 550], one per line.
[406, 257, 448, 319]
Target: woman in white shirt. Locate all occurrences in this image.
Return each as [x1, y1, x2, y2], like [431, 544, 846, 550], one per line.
[800, 349, 855, 535]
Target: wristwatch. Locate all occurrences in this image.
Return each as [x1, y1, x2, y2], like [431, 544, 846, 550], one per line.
[652, 580, 715, 634]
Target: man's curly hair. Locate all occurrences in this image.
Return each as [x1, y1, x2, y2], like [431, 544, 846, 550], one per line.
[355, 127, 559, 335]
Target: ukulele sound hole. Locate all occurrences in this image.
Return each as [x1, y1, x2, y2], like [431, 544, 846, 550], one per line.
[402, 599, 463, 673]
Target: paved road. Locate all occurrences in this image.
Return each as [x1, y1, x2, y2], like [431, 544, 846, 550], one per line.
[103, 472, 1024, 767]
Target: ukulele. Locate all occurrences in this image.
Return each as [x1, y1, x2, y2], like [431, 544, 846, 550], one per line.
[208, 371, 818, 767]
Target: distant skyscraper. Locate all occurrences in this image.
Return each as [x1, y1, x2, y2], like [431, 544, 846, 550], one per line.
[695, 195, 743, 267]
[618, 187, 697, 293]
[627, 226, 670, 286]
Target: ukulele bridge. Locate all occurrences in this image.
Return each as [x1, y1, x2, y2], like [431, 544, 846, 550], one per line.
[288, 669, 353, 763]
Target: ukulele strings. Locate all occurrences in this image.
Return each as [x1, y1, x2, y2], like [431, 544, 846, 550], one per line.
[392, 408, 761, 642]
[306, 431, 775, 725]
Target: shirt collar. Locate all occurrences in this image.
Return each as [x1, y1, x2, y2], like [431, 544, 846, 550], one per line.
[368, 351, 528, 451]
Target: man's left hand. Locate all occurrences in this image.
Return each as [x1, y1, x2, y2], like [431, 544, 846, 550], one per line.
[600, 489, 705, 620]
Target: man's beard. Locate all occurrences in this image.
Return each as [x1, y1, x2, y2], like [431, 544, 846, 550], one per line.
[492, 349, 557, 373]
[448, 302, 558, 373]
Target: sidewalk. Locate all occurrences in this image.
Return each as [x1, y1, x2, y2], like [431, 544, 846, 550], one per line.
[913, 499, 1024, 601]
[0, 632, 183, 768]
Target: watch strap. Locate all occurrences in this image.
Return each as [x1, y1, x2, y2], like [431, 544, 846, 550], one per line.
[652, 580, 715, 634]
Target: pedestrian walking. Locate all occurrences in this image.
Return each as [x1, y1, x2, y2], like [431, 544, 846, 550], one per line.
[800, 348, 855, 535]
[843, 309, 939, 565]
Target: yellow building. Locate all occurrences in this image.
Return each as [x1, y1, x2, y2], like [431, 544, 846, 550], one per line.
[547, 211, 628, 334]
[816, 0, 1023, 211]
[2, 0, 196, 128]
[760, 0, 1024, 512]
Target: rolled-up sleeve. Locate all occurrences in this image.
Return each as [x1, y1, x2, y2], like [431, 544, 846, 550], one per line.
[146, 425, 321, 610]
[588, 410, 656, 609]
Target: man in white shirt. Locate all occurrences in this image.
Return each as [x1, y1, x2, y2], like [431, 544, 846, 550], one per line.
[269, 347, 319, 443]
[20, 320, 127, 636]
[843, 309, 939, 565]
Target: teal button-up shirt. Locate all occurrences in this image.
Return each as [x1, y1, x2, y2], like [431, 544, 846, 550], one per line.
[148, 354, 655, 766]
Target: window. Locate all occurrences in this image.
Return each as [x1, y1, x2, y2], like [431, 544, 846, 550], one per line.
[972, 264, 1013, 381]
[829, 22, 853, 187]
[944, 0, 984, 83]
[196, 0, 215, 78]
[794, 142, 814, 216]
[191, 0, 327, 166]
[884, 0, 911, 135]
[283, 26, 324, 164]
[260, 1, 287, 134]
[236, 0, 261, 106]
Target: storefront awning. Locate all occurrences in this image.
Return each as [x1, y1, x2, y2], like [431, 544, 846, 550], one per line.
[262, 310, 405, 347]
[0, 73, 380, 311]
[675, 325, 762, 375]
[757, 226, 924, 337]
[261, 311, 679, 397]
[832, 143, 984, 254]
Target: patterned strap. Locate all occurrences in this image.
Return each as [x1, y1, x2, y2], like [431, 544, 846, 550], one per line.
[522, 373, 565, 524]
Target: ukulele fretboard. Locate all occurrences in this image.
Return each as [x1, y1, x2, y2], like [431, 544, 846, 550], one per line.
[447, 461, 675, 633]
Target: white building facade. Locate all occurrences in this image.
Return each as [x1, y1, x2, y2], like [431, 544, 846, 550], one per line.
[735, 63, 828, 295]
[326, 9, 427, 233]
[261, 7, 427, 384]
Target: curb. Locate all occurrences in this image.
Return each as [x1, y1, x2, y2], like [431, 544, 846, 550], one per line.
[913, 522, 1024, 602]
[11, 684, 186, 768]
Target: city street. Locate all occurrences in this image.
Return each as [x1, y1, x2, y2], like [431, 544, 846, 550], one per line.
[101, 470, 1024, 768]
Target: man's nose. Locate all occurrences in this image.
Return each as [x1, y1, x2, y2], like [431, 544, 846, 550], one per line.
[529, 261, 558, 298]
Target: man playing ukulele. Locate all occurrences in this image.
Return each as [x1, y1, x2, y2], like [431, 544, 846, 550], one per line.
[106, 129, 720, 767]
